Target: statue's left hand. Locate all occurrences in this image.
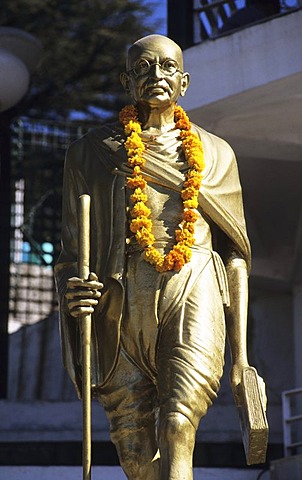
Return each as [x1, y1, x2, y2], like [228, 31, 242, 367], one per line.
[230, 362, 249, 403]
[230, 363, 267, 410]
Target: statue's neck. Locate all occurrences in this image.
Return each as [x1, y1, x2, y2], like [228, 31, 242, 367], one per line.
[137, 103, 176, 134]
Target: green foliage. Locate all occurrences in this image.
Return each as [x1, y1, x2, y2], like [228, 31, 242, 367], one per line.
[1, 0, 158, 120]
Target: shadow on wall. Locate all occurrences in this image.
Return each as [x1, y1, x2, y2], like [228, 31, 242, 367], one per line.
[8, 312, 77, 401]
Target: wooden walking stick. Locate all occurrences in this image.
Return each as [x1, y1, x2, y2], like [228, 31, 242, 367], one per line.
[78, 194, 92, 480]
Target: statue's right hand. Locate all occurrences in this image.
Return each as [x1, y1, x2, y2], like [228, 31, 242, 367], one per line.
[65, 272, 103, 318]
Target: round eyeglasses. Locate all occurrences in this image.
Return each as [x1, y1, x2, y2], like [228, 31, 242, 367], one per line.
[127, 58, 183, 77]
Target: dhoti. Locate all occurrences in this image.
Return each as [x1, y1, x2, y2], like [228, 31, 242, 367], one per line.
[98, 247, 226, 445]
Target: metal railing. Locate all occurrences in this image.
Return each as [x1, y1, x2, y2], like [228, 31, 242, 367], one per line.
[282, 388, 302, 457]
[7, 117, 93, 401]
[193, 0, 302, 44]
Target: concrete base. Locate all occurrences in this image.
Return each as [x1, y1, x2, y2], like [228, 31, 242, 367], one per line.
[0, 466, 269, 480]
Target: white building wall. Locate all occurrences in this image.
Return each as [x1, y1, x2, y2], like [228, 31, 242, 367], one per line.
[181, 10, 302, 112]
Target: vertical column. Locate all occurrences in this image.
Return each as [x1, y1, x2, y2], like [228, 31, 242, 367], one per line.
[0, 111, 12, 399]
[293, 285, 302, 389]
[292, 284, 302, 451]
[167, 0, 194, 49]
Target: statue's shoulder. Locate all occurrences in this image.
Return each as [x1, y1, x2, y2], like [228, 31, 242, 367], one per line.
[65, 121, 126, 174]
[86, 122, 126, 156]
[191, 123, 234, 156]
[87, 122, 124, 146]
[67, 121, 124, 155]
[191, 123, 238, 182]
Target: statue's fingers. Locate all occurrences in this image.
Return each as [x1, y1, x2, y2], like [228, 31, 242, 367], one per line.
[68, 298, 99, 310]
[67, 277, 85, 288]
[66, 289, 101, 299]
[88, 272, 98, 281]
[81, 280, 103, 290]
[69, 306, 96, 318]
[257, 376, 267, 409]
[67, 276, 103, 292]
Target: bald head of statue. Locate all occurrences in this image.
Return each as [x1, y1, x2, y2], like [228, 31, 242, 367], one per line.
[126, 34, 184, 73]
[120, 34, 190, 108]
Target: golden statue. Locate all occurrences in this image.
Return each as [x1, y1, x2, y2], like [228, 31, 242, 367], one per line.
[55, 34, 267, 479]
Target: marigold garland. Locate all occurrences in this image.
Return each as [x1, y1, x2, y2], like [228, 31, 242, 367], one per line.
[119, 104, 205, 272]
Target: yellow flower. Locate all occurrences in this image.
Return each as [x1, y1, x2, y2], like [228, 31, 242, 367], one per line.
[131, 201, 151, 218]
[125, 133, 144, 151]
[125, 120, 142, 135]
[183, 198, 199, 209]
[130, 217, 153, 233]
[175, 228, 195, 246]
[136, 228, 155, 247]
[130, 188, 148, 203]
[127, 154, 145, 167]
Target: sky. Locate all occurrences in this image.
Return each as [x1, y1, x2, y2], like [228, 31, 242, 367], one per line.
[143, 0, 167, 35]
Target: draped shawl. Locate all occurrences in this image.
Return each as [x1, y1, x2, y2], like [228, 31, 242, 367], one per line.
[54, 121, 251, 396]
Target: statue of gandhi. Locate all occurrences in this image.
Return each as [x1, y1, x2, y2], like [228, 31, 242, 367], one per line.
[55, 34, 257, 479]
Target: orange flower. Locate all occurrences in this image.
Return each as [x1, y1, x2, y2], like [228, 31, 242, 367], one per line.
[183, 209, 198, 223]
[174, 244, 192, 263]
[127, 175, 147, 190]
[181, 186, 198, 200]
[119, 105, 139, 125]
[174, 105, 190, 131]
[183, 175, 202, 189]
[183, 222, 195, 234]
[162, 251, 176, 271]
[186, 169, 202, 180]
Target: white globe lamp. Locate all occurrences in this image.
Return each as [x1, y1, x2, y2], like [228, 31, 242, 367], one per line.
[0, 27, 42, 112]
[0, 49, 30, 112]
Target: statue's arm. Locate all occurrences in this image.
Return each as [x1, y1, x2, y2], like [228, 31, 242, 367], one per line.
[55, 141, 103, 318]
[224, 250, 250, 397]
[223, 244, 267, 424]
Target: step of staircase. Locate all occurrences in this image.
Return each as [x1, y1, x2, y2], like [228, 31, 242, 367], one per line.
[0, 466, 269, 480]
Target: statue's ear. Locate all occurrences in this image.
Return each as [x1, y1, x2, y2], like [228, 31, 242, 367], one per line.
[180, 72, 190, 97]
[120, 72, 131, 95]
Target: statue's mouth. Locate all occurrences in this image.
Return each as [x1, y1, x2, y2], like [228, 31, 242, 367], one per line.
[146, 83, 169, 94]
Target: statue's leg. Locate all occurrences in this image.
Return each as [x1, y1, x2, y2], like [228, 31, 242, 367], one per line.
[113, 421, 160, 480]
[156, 258, 226, 479]
[158, 411, 195, 480]
[98, 350, 159, 480]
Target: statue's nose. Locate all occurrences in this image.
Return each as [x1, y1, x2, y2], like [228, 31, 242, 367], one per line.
[149, 63, 164, 78]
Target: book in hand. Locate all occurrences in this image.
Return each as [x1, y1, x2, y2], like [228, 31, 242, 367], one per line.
[235, 366, 269, 465]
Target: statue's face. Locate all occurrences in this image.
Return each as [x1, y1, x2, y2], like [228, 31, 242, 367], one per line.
[121, 36, 190, 108]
